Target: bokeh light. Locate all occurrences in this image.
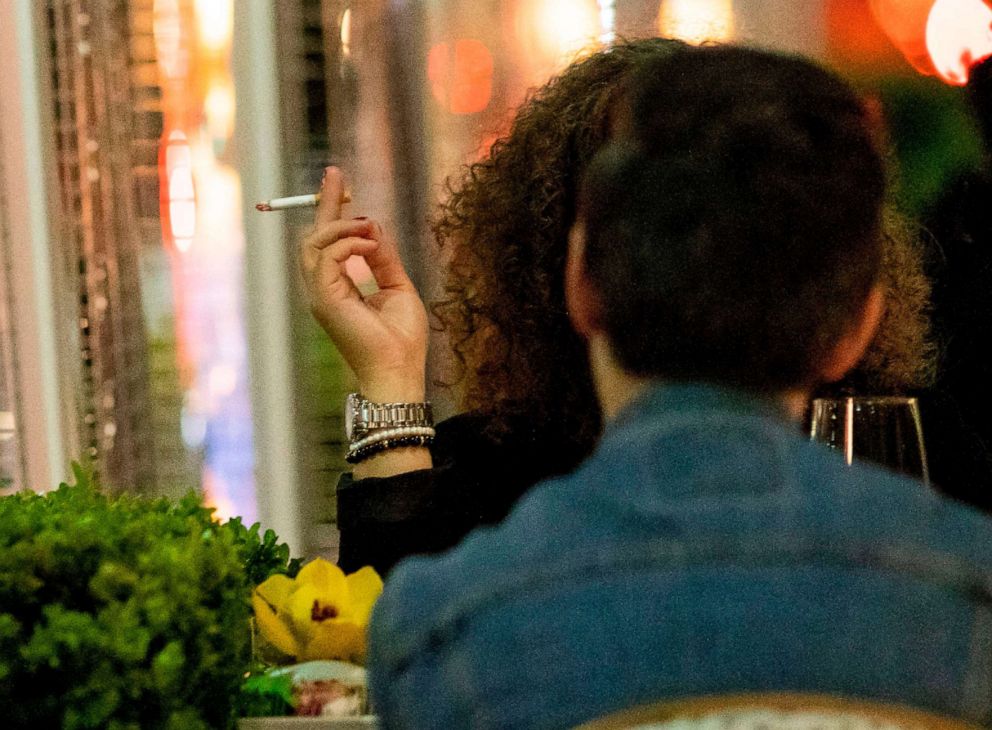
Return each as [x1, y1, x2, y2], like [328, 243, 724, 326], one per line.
[194, 0, 233, 55]
[427, 39, 494, 115]
[926, 0, 992, 84]
[523, 0, 601, 65]
[341, 8, 352, 58]
[153, 0, 187, 81]
[204, 78, 236, 142]
[160, 130, 196, 251]
[869, 0, 939, 75]
[657, 0, 735, 45]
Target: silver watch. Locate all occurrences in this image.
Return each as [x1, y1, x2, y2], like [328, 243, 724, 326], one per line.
[344, 392, 434, 442]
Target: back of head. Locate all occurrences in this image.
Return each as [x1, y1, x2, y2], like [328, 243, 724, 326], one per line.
[580, 45, 887, 391]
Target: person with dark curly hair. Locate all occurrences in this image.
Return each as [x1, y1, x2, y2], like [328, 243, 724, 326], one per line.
[304, 38, 684, 575]
[301, 38, 935, 577]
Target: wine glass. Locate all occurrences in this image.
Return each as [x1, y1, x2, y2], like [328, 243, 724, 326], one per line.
[809, 396, 930, 485]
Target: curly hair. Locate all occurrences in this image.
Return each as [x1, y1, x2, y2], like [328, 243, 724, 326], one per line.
[836, 210, 937, 393]
[432, 38, 686, 453]
[432, 38, 935, 455]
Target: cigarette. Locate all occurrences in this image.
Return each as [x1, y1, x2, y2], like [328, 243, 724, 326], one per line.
[255, 189, 351, 212]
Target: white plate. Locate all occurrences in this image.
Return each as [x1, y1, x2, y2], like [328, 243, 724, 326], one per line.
[238, 717, 378, 730]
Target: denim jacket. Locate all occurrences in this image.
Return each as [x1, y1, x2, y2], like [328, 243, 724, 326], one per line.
[367, 384, 992, 729]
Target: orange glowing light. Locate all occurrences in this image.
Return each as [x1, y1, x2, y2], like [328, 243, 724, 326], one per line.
[153, 0, 187, 81]
[517, 0, 600, 66]
[202, 468, 236, 522]
[539, 0, 600, 58]
[194, 0, 233, 54]
[827, 0, 906, 69]
[204, 79, 236, 142]
[658, 0, 734, 45]
[427, 39, 494, 115]
[341, 8, 352, 58]
[870, 0, 939, 74]
[926, 0, 992, 84]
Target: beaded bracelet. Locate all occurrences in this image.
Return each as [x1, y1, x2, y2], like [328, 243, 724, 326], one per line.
[346, 434, 434, 464]
[348, 425, 436, 452]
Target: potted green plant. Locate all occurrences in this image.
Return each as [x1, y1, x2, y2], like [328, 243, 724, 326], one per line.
[0, 466, 299, 729]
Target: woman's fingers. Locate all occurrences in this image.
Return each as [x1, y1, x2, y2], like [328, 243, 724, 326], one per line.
[303, 217, 373, 256]
[304, 236, 380, 285]
[298, 168, 426, 393]
[361, 230, 417, 293]
[305, 218, 416, 296]
[306, 237, 382, 338]
[305, 166, 414, 292]
[315, 166, 347, 228]
[323, 235, 381, 266]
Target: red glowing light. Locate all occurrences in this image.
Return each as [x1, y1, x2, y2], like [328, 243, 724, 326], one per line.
[427, 39, 493, 115]
[827, 0, 905, 69]
[926, 0, 992, 84]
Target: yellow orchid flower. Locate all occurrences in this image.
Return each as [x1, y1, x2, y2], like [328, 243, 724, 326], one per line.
[252, 558, 383, 664]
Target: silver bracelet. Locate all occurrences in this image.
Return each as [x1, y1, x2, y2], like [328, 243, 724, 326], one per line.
[346, 426, 436, 459]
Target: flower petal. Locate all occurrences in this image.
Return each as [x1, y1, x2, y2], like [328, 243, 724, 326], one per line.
[344, 567, 383, 625]
[252, 592, 299, 658]
[286, 584, 324, 642]
[255, 573, 295, 609]
[302, 620, 366, 663]
[296, 558, 348, 596]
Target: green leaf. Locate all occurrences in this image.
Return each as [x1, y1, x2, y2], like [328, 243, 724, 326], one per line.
[236, 671, 295, 718]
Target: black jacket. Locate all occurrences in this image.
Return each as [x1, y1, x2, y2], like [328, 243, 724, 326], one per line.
[920, 170, 992, 511]
[336, 412, 588, 575]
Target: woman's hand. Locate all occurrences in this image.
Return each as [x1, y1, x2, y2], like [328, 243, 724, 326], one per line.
[300, 167, 428, 404]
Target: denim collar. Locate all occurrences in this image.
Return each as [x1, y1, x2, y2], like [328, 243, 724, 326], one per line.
[605, 381, 798, 444]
